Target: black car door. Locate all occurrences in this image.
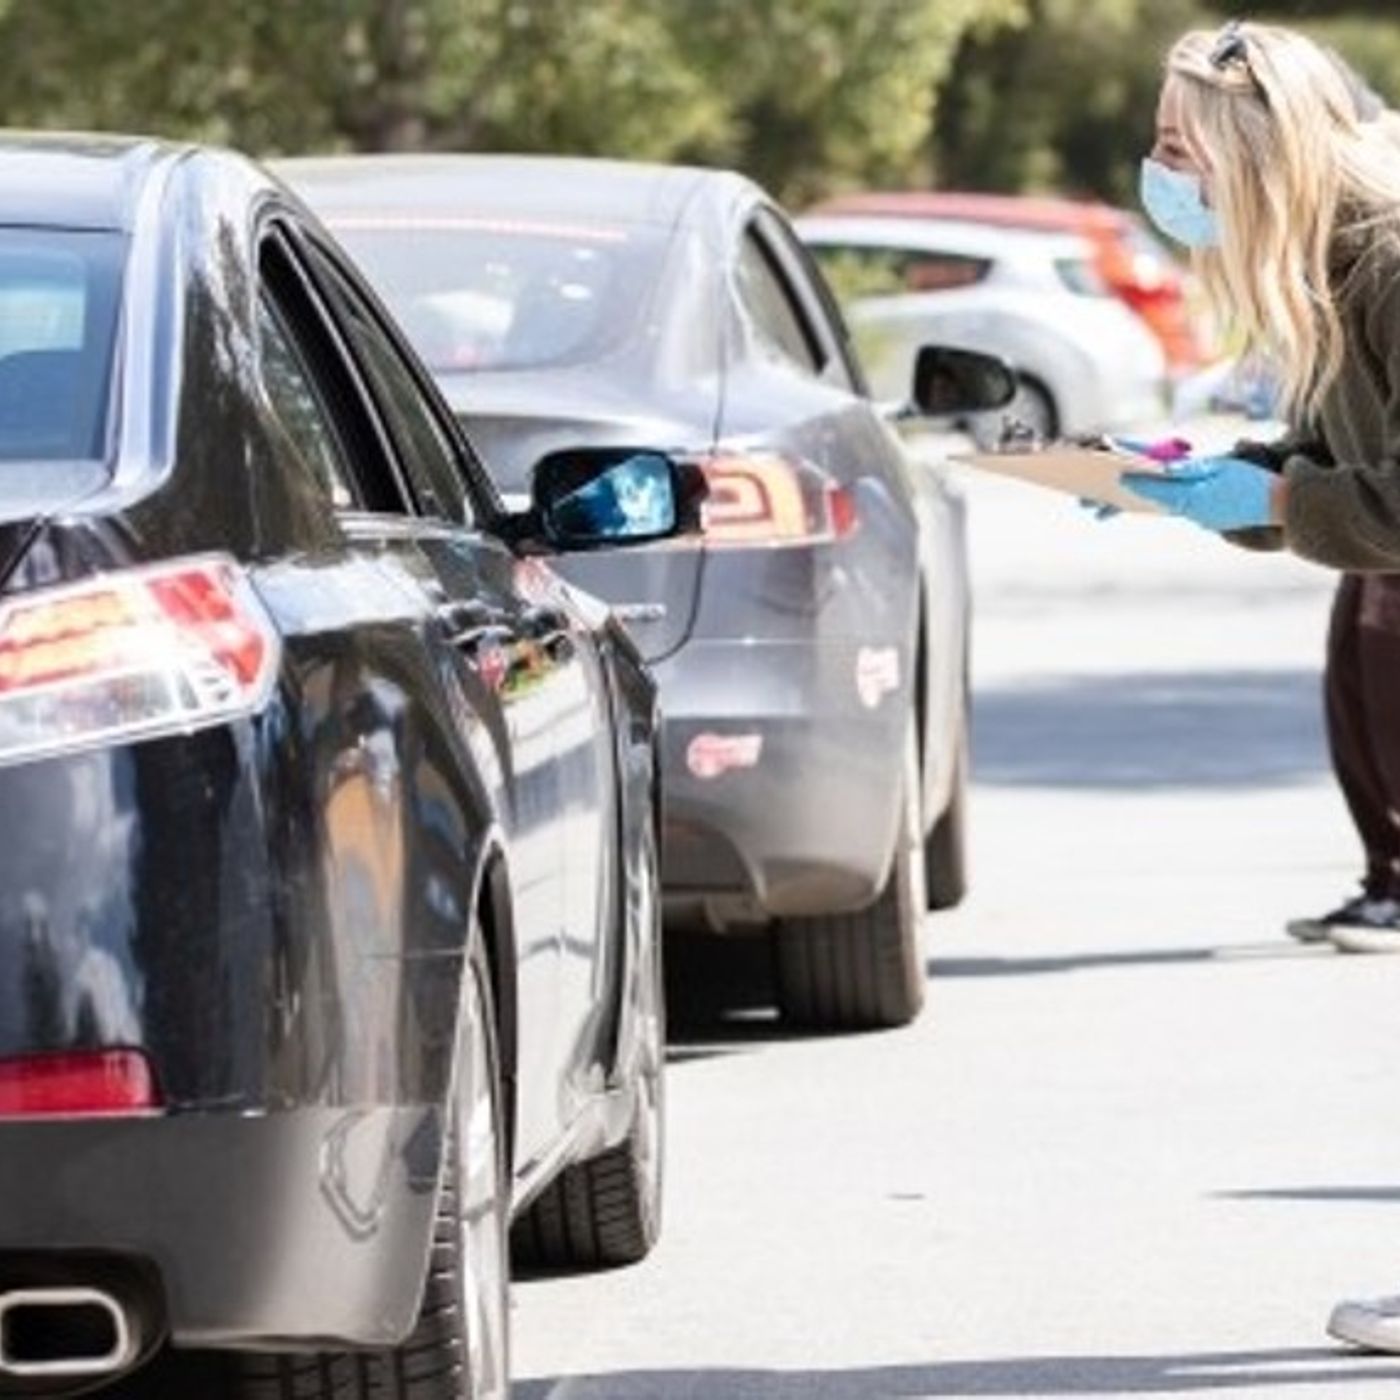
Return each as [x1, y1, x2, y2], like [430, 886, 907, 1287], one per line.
[288, 227, 618, 1162]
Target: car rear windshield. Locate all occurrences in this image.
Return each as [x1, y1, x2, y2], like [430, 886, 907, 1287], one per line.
[325, 215, 668, 374]
[0, 228, 125, 467]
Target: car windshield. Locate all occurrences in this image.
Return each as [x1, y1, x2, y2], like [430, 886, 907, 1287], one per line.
[0, 227, 125, 471]
[325, 215, 667, 375]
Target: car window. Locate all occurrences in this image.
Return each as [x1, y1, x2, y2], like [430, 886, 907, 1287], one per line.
[754, 208, 864, 396]
[809, 243, 990, 301]
[0, 228, 124, 468]
[258, 229, 412, 517]
[1053, 256, 1111, 298]
[324, 216, 669, 375]
[734, 229, 824, 377]
[302, 242, 474, 527]
[256, 291, 357, 510]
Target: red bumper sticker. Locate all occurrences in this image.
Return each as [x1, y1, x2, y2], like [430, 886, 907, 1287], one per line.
[686, 733, 763, 780]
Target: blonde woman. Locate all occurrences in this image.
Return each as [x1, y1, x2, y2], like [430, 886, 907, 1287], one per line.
[1121, 19, 1400, 1353]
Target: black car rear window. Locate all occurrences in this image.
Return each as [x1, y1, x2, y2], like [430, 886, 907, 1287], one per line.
[0, 228, 125, 466]
[323, 215, 667, 374]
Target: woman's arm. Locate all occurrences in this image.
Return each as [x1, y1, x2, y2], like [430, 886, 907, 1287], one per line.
[1282, 255, 1400, 570]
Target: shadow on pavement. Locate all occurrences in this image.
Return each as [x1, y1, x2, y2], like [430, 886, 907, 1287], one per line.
[663, 928, 795, 1051]
[1219, 1186, 1400, 1204]
[931, 941, 1323, 979]
[515, 1348, 1400, 1397]
[973, 668, 1326, 791]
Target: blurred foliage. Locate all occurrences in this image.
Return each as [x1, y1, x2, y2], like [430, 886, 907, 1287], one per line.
[933, 0, 1207, 203]
[0, 0, 1390, 209]
[0, 1, 730, 157]
[663, 0, 1021, 205]
[0, 0, 1014, 203]
[934, 0, 1400, 204]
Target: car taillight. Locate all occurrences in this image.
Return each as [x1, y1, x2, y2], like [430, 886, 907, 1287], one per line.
[0, 1050, 161, 1117]
[0, 555, 278, 768]
[698, 451, 858, 548]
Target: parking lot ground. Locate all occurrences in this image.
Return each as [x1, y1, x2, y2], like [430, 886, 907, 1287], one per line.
[514, 438, 1400, 1398]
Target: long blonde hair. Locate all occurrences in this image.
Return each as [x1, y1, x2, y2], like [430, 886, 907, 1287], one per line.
[1167, 23, 1400, 420]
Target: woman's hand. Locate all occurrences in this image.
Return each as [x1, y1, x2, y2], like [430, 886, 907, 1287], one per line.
[1121, 456, 1283, 531]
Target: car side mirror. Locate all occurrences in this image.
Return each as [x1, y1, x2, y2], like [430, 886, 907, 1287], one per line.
[507, 447, 708, 553]
[911, 345, 1018, 418]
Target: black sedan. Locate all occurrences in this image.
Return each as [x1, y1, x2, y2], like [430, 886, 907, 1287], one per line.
[0, 135, 697, 1397]
[283, 155, 1011, 1032]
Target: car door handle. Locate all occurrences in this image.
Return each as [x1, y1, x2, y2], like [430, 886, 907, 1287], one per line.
[436, 600, 512, 650]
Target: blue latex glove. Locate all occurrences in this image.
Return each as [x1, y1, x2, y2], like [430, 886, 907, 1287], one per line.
[1121, 455, 1278, 531]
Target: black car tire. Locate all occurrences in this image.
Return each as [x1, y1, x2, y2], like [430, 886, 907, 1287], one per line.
[774, 718, 927, 1030]
[135, 932, 511, 1400]
[512, 832, 665, 1271]
[925, 703, 969, 911]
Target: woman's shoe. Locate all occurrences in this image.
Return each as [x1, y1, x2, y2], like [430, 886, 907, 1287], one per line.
[1286, 893, 1400, 946]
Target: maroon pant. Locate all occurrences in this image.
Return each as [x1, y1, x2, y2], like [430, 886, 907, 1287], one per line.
[1327, 574, 1400, 899]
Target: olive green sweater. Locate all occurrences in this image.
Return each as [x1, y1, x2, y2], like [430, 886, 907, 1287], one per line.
[1274, 235, 1400, 571]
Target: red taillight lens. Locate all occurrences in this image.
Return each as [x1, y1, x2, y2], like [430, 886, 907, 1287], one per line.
[0, 556, 278, 767]
[0, 1050, 160, 1117]
[698, 452, 857, 548]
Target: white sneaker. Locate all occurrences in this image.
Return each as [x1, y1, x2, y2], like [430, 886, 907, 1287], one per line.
[1328, 1294, 1400, 1352]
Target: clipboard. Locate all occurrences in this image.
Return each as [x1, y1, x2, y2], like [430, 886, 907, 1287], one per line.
[953, 445, 1169, 515]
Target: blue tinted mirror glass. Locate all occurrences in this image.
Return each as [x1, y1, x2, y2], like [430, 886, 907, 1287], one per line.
[547, 453, 676, 543]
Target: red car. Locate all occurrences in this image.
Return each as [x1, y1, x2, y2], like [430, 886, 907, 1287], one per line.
[809, 191, 1206, 374]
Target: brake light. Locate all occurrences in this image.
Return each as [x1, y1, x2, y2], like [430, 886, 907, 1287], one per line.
[0, 1050, 160, 1117]
[0, 556, 278, 767]
[698, 451, 858, 547]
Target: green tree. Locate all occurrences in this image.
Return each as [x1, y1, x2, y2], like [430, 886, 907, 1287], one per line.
[663, 0, 1020, 204]
[0, 0, 729, 159]
[933, 0, 1208, 202]
[0, 0, 1020, 205]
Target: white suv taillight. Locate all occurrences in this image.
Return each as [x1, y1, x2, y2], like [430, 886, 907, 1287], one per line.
[699, 450, 858, 548]
[0, 555, 279, 767]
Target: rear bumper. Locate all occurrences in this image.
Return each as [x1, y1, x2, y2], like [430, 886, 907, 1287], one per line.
[0, 1105, 440, 1349]
[654, 637, 907, 923]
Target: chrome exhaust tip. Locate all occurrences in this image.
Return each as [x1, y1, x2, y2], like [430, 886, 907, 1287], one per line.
[0, 1287, 135, 1379]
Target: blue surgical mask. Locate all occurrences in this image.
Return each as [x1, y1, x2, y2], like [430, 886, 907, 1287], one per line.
[1139, 157, 1220, 250]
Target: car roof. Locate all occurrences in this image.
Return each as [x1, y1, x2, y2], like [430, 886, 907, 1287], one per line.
[796, 214, 1090, 261]
[0, 132, 182, 231]
[276, 153, 746, 232]
[808, 190, 1133, 236]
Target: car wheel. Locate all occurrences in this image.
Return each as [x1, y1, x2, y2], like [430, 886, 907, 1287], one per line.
[774, 716, 927, 1030]
[143, 931, 511, 1400]
[925, 696, 969, 911]
[512, 828, 665, 1271]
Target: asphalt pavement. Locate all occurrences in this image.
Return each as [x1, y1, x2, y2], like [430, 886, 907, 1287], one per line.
[514, 425, 1400, 1399]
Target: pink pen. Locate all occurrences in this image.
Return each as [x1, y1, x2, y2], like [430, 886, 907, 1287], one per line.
[1109, 435, 1192, 463]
